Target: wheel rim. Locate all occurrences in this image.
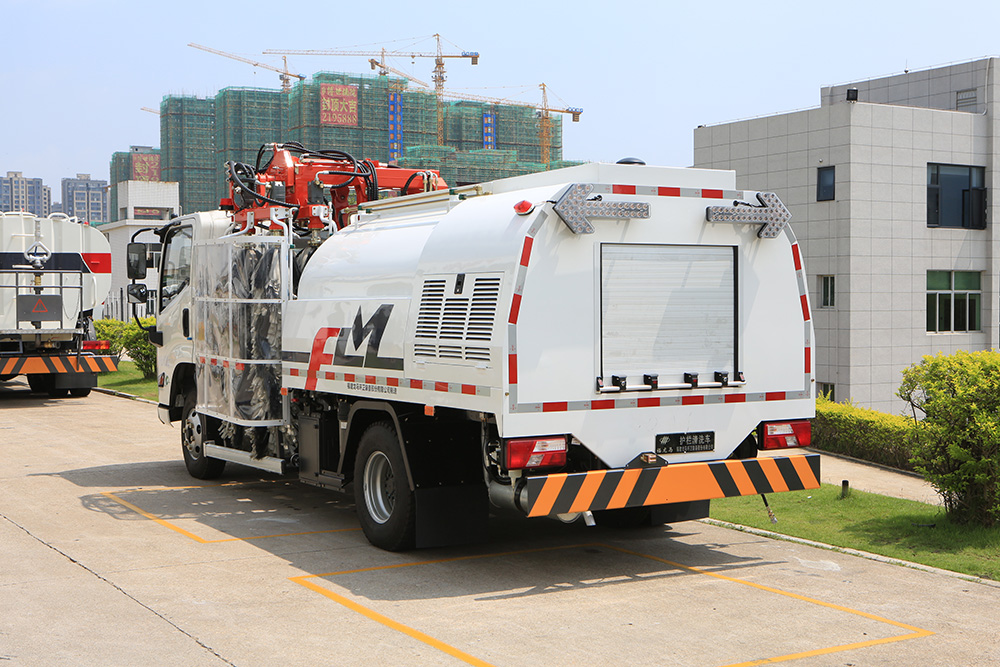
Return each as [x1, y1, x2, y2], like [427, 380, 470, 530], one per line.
[363, 451, 395, 525]
[182, 411, 204, 459]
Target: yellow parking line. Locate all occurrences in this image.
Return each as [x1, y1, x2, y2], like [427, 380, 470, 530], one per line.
[607, 544, 934, 667]
[291, 575, 496, 667]
[292, 543, 934, 667]
[101, 491, 360, 543]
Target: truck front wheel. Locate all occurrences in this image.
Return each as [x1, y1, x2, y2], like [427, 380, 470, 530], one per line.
[181, 391, 226, 480]
[353, 421, 415, 551]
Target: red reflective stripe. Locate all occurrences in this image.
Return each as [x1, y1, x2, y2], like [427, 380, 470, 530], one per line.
[543, 401, 568, 412]
[387, 377, 399, 387]
[613, 184, 636, 195]
[765, 391, 786, 401]
[82, 252, 112, 273]
[365, 375, 376, 384]
[409, 379, 423, 389]
[519, 237, 534, 267]
[591, 399, 615, 410]
[508, 354, 518, 385]
[805, 347, 812, 373]
[658, 186, 680, 197]
[435, 382, 449, 392]
[461, 384, 476, 395]
[702, 189, 724, 199]
[682, 395, 704, 405]
[791, 243, 802, 271]
[344, 373, 355, 382]
[800, 294, 811, 321]
[638, 397, 660, 407]
[724, 394, 747, 403]
[509, 293, 522, 324]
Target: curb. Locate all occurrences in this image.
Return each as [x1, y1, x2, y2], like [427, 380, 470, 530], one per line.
[701, 517, 1000, 590]
[806, 447, 924, 480]
[93, 386, 157, 405]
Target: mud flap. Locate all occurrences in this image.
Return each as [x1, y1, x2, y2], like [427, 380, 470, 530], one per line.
[649, 499, 711, 524]
[414, 484, 488, 548]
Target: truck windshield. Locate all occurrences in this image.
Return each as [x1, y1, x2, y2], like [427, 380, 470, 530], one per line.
[160, 226, 192, 311]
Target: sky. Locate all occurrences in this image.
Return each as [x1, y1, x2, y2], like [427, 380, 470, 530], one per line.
[3, 0, 1000, 200]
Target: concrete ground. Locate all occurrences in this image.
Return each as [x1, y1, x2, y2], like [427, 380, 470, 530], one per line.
[1, 381, 997, 667]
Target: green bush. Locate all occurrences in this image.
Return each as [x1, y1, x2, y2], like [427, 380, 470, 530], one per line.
[812, 394, 918, 471]
[120, 317, 158, 379]
[898, 350, 1000, 527]
[94, 318, 129, 357]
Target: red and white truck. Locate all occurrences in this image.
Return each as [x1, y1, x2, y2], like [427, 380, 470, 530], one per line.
[1, 211, 118, 396]
[129, 143, 819, 550]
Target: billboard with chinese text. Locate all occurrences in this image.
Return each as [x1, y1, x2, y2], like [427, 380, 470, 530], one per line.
[320, 84, 359, 127]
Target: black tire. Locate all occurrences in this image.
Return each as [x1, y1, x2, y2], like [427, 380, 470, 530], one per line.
[69, 387, 92, 398]
[180, 391, 226, 480]
[353, 421, 415, 551]
[730, 433, 758, 460]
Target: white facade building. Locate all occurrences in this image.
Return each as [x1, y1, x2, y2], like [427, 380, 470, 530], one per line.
[694, 58, 999, 412]
[111, 179, 179, 224]
[100, 182, 180, 321]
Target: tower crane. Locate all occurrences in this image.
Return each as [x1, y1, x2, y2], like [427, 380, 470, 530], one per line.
[188, 43, 305, 93]
[265, 34, 478, 143]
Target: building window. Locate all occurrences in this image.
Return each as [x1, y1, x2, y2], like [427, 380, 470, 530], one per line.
[927, 163, 986, 229]
[926, 270, 981, 332]
[819, 275, 835, 308]
[818, 383, 835, 401]
[817, 166, 835, 201]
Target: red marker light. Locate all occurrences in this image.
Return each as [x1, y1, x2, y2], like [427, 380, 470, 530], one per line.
[513, 200, 534, 215]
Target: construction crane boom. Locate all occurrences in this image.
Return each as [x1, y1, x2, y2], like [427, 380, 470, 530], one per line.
[369, 57, 430, 89]
[264, 34, 478, 94]
[189, 43, 306, 93]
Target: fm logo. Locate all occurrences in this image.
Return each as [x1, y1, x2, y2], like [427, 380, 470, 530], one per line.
[305, 304, 404, 389]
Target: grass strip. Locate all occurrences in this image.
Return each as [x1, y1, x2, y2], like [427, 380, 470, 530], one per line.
[711, 483, 1000, 581]
[98, 360, 158, 401]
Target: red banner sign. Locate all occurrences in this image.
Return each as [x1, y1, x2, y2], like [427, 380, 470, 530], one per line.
[320, 84, 359, 127]
[131, 154, 161, 181]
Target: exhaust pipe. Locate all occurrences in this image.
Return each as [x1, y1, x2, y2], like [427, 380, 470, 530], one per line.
[488, 479, 530, 514]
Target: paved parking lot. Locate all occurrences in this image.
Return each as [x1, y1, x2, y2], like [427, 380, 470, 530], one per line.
[2, 382, 998, 666]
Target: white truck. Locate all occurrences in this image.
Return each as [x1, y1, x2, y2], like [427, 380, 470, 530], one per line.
[128, 144, 819, 550]
[1, 211, 118, 396]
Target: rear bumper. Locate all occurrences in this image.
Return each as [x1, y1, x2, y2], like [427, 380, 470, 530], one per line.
[0, 354, 119, 376]
[523, 452, 820, 517]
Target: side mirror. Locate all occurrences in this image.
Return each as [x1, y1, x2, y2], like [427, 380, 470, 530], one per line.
[127, 283, 148, 305]
[126, 242, 148, 280]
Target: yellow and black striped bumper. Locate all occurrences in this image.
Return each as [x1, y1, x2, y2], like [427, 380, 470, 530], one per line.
[524, 452, 820, 517]
[0, 354, 119, 376]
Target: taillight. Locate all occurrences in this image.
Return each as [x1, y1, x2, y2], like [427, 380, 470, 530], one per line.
[759, 420, 811, 449]
[82, 340, 111, 351]
[504, 436, 567, 470]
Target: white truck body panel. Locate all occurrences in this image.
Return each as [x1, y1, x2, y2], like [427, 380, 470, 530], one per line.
[0, 212, 111, 335]
[276, 163, 813, 468]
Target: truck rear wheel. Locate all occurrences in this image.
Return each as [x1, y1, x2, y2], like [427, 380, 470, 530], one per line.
[181, 391, 226, 480]
[353, 421, 415, 551]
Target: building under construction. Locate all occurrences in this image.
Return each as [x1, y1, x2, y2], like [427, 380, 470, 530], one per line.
[161, 72, 579, 214]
